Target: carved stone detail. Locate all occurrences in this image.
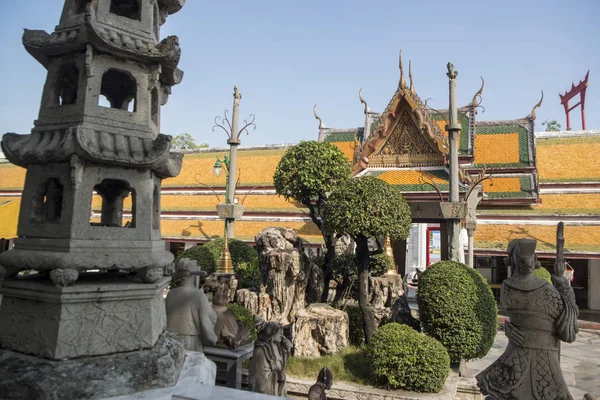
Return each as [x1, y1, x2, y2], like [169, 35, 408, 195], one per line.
[49, 269, 79, 287]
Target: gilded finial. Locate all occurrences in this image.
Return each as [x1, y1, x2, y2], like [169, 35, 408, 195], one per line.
[313, 104, 326, 129]
[471, 77, 485, 108]
[399, 51, 407, 89]
[446, 62, 458, 79]
[233, 85, 242, 104]
[359, 88, 373, 114]
[529, 91, 544, 120]
[409, 60, 415, 94]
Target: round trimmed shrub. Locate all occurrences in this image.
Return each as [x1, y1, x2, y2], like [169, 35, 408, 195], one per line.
[175, 244, 217, 275]
[417, 261, 497, 363]
[175, 238, 258, 277]
[367, 323, 450, 393]
[369, 253, 393, 277]
[533, 266, 552, 283]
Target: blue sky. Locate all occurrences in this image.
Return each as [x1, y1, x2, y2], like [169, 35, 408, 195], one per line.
[1, 0, 598, 148]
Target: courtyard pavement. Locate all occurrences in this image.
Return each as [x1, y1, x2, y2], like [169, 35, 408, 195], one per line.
[466, 329, 600, 399]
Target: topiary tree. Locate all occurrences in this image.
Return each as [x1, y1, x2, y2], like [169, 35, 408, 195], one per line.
[175, 244, 217, 275]
[273, 141, 351, 302]
[417, 260, 497, 363]
[324, 176, 411, 343]
[367, 323, 450, 393]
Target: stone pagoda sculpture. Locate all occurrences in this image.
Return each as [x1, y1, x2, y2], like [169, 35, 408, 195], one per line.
[0, 1, 192, 399]
[0, 0, 184, 285]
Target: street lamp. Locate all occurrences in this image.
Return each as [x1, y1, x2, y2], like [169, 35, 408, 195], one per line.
[212, 86, 255, 276]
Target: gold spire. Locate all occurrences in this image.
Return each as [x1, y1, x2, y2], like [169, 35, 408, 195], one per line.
[399, 51, 406, 89]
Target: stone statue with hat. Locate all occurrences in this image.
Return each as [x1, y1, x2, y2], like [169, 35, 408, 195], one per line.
[476, 223, 579, 400]
[165, 258, 217, 352]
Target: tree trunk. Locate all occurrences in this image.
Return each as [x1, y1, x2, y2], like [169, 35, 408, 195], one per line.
[355, 235, 376, 344]
[320, 232, 336, 303]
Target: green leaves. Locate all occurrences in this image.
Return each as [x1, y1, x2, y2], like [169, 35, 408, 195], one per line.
[417, 261, 498, 363]
[323, 176, 412, 241]
[273, 141, 351, 204]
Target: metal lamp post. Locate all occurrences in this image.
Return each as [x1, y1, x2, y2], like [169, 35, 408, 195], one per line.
[212, 86, 255, 275]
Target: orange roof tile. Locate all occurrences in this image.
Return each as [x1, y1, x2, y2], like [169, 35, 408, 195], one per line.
[478, 193, 600, 216]
[474, 133, 520, 165]
[164, 148, 287, 188]
[537, 136, 600, 182]
[474, 224, 600, 253]
[377, 170, 448, 186]
[483, 177, 522, 193]
[0, 163, 26, 190]
[159, 194, 307, 213]
[160, 219, 322, 243]
[331, 142, 355, 162]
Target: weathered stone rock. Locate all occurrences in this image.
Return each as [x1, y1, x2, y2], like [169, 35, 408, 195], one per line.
[292, 304, 349, 358]
[334, 235, 354, 256]
[235, 286, 273, 322]
[368, 274, 404, 309]
[204, 273, 238, 303]
[0, 332, 186, 400]
[255, 228, 310, 324]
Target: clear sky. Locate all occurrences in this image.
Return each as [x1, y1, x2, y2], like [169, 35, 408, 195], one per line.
[1, 0, 598, 148]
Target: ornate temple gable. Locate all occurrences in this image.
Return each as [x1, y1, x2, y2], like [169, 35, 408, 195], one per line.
[354, 54, 447, 174]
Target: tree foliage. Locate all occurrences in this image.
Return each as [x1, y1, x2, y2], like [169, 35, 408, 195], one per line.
[541, 119, 562, 132]
[324, 176, 411, 242]
[273, 141, 351, 301]
[171, 133, 209, 150]
[324, 176, 412, 343]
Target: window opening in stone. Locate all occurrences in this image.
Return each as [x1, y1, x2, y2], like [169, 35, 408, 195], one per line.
[152, 183, 160, 230]
[31, 178, 64, 223]
[109, 0, 141, 21]
[99, 69, 137, 112]
[151, 88, 159, 125]
[56, 63, 79, 106]
[92, 179, 136, 228]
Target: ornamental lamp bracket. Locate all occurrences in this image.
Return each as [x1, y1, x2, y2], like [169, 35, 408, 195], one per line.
[439, 201, 465, 219]
[216, 204, 245, 220]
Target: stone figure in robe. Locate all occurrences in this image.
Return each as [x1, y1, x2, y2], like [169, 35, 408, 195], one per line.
[308, 366, 333, 400]
[476, 237, 579, 400]
[212, 291, 251, 349]
[165, 258, 217, 351]
[248, 321, 292, 396]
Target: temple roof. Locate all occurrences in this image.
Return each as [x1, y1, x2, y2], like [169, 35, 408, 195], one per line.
[536, 132, 600, 183]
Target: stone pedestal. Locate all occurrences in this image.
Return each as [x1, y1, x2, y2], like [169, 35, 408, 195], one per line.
[0, 273, 169, 360]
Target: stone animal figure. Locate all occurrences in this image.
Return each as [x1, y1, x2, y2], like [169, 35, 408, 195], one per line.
[212, 291, 251, 349]
[248, 321, 292, 397]
[390, 294, 420, 331]
[165, 258, 217, 351]
[476, 237, 579, 400]
[308, 366, 334, 400]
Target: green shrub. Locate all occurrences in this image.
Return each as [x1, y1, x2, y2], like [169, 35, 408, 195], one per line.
[175, 238, 258, 277]
[369, 253, 393, 277]
[235, 259, 262, 289]
[533, 267, 552, 283]
[417, 261, 497, 363]
[228, 303, 257, 340]
[367, 323, 450, 392]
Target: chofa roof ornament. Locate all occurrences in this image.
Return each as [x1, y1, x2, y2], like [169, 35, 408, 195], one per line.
[528, 90, 544, 120]
[399, 51, 407, 89]
[359, 88, 373, 114]
[313, 104, 326, 129]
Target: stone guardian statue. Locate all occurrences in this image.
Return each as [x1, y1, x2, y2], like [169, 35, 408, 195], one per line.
[476, 230, 578, 400]
[212, 291, 251, 349]
[165, 258, 217, 351]
[308, 366, 334, 400]
[248, 321, 292, 396]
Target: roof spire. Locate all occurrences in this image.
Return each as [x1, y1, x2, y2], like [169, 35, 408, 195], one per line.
[409, 60, 415, 94]
[399, 51, 407, 89]
[470, 77, 485, 108]
[313, 104, 326, 129]
[529, 90, 544, 120]
[359, 88, 373, 114]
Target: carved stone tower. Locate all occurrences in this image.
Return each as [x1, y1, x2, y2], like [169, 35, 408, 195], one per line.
[0, 0, 185, 286]
[0, 2, 204, 399]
